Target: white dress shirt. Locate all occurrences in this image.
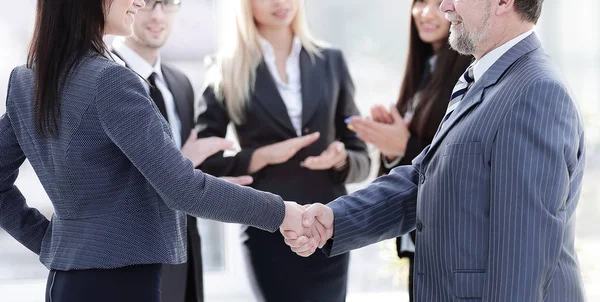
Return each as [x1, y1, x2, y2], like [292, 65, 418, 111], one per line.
[259, 36, 304, 136]
[111, 38, 183, 148]
[472, 30, 534, 83]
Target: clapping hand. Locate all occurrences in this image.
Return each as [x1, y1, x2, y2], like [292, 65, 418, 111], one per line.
[346, 106, 411, 159]
[301, 141, 347, 170]
[249, 132, 321, 174]
[280, 203, 334, 257]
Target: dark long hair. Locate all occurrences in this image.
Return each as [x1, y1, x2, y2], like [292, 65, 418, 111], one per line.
[27, 0, 112, 137]
[397, 4, 473, 140]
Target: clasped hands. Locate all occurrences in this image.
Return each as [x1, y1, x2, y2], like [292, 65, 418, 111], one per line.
[280, 202, 334, 257]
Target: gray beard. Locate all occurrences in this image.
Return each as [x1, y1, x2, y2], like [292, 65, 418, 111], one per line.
[449, 27, 478, 55]
[449, 9, 492, 55]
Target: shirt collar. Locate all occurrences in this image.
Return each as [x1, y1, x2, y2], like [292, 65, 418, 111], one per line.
[428, 55, 437, 73]
[259, 36, 303, 61]
[112, 37, 164, 81]
[106, 50, 126, 67]
[472, 30, 534, 82]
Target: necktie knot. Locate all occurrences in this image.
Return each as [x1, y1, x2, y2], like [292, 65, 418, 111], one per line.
[463, 66, 475, 85]
[148, 72, 159, 85]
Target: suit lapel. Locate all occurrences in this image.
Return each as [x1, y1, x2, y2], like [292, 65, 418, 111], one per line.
[422, 33, 543, 165]
[162, 65, 193, 143]
[300, 49, 323, 127]
[424, 84, 485, 162]
[254, 61, 297, 136]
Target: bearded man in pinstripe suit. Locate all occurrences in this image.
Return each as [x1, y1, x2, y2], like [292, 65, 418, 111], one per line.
[283, 0, 587, 301]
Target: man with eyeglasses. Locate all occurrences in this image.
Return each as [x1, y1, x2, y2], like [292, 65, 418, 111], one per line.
[111, 1, 242, 301]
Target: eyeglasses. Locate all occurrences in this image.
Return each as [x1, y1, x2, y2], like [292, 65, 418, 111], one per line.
[140, 0, 182, 13]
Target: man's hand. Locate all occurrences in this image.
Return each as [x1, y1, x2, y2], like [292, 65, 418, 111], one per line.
[301, 141, 347, 171]
[280, 202, 319, 256]
[281, 203, 334, 257]
[181, 130, 236, 167]
[220, 176, 253, 186]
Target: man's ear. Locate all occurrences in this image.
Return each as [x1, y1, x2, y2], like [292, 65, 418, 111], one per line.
[495, 0, 516, 17]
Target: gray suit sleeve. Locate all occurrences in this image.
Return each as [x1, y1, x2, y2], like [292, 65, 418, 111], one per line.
[94, 65, 285, 232]
[322, 164, 420, 256]
[484, 79, 585, 300]
[0, 70, 50, 255]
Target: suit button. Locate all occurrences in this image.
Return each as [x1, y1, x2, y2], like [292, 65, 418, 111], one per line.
[419, 174, 426, 184]
[303, 127, 310, 134]
[416, 220, 423, 232]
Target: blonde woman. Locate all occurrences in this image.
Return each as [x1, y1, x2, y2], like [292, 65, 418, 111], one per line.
[197, 0, 370, 300]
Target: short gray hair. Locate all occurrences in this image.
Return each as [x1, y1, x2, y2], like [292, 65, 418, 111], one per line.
[515, 0, 544, 23]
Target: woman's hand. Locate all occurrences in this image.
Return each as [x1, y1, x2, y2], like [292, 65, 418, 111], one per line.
[370, 105, 394, 124]
[301, 141, 347, 171]
[347, 106, 411, 159]
[249, 132, 321, 174]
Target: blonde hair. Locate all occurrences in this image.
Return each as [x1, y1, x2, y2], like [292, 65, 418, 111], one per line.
[206, 0, 325, 124]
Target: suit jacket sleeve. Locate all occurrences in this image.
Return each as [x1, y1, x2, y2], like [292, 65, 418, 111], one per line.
[330, 50, 371, 184]
[484, 79, 585, 300]
[94, 65, 285, 232]
[196, 87, 256, 177]
[322, 163, 420, 257]
[0, 69, 50, 255]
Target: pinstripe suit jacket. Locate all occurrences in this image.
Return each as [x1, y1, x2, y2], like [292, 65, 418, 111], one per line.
[0, 53, 285, 271]
[323, 33, 586, 301]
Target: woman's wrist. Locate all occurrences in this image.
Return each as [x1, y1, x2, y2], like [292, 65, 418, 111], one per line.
[382, 154, 403, 169]
[333, 155, 348, 171]
[249, 148, 268, 174]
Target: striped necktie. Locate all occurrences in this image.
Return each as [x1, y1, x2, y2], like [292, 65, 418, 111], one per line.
[439, 66, 475, 130]
[446, 66, 475, 115]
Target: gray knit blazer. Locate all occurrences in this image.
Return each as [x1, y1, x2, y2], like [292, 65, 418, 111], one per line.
[0, 53, 285, 271]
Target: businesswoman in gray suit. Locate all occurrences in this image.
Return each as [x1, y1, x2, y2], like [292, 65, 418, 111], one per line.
[196, 0, 370, 301]
[347, 0, 471, 300]
[0, 0, 307, 301]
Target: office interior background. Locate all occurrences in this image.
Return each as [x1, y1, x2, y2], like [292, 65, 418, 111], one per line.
[1, 1, 599, 301]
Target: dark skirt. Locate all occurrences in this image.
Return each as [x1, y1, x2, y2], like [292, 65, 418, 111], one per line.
[45, 264, 162, 302]
[242, 226, 350, 302]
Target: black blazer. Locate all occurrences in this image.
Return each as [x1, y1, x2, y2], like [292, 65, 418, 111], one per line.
[111, 49, 205, 302]
[161, 64, 195, 145]
[159, 63, 204, 302]
[197, 48, 370, 204]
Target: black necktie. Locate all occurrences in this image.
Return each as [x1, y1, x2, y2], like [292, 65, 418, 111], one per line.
[148, 73, 169, 122]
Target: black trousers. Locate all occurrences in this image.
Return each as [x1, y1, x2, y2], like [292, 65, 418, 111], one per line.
[161, 216, 204, 302]
[407, 254, 415, 302]
[396, 234, 416, 302]
[45, 264, 162, 302]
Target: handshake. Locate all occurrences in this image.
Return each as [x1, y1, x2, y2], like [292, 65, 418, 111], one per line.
[280, 202, 335, 257]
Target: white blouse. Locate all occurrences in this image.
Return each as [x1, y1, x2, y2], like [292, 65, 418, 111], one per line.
[259, 36, 304, 136]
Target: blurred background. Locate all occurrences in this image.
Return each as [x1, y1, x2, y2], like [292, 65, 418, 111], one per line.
[1, 0, 599, 301]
